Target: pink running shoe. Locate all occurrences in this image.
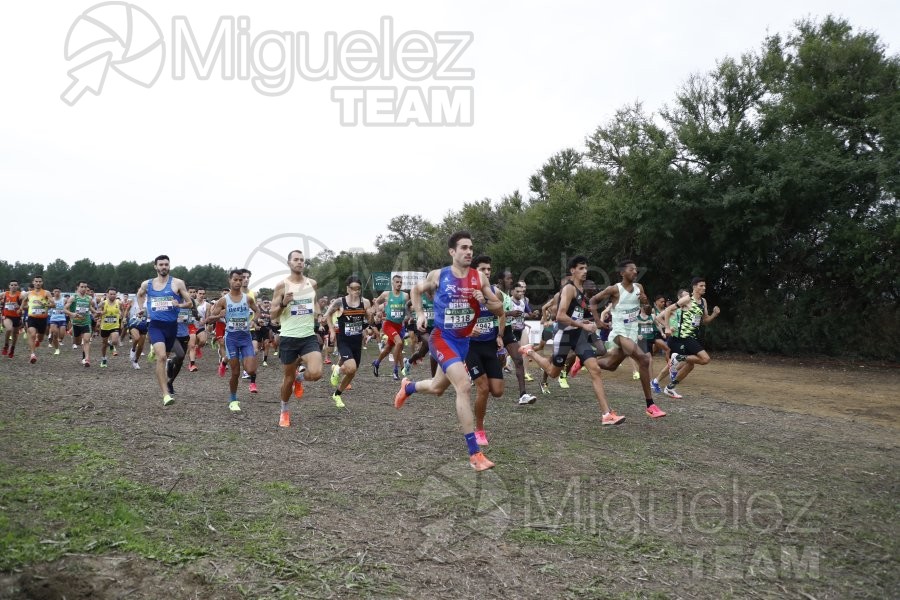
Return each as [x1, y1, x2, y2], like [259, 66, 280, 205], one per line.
[569, 357, 582, 377]
[645, 404, 667, 418]
[249, 382, 258, 393]
[474, 429, 489, 446]
[217, 362, 226, 377]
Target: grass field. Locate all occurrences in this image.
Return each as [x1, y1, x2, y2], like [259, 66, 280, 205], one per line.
[1, 341, 897, 599]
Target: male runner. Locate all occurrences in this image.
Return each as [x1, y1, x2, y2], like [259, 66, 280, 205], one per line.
[372, 275, 408, 380]
[466, 256, 506, 447]
[393, 232, 502, 471]
[188, 288, 209, 371]
[270, 250, 322, 427]
[1, 281, 23, 358]
[589, 260, 667, 418]
[66, 281, 96, 366]
[206, 270, 262, 411]
[21, 276, 52, 364]
[402, 290, 437, 378]
[97, 288, 125, 367]
[128, 295, 149, 369]
[48, 287, 68, 355]
[135, 255, 193, 406]
[519, 256, 626, 426]
[325, 275, 373, 408]
[496, 270, 537, 405]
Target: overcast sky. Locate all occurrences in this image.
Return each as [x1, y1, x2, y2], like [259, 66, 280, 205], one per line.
[2, 1, 897, 279]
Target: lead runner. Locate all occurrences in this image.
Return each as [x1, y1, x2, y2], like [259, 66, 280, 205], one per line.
[392, 231, 504, 471]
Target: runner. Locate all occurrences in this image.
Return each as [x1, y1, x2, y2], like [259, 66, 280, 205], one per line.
[214, 287, 229, 376]
[48, 287, 68, 355]
[206, 270, 262, 412]
[1, 280, 24, 359]
[653, 278, 721, 398]
[128, 295, 149, 369]
[496, 271, 537, 405]
[65, 281, 96, 367]
[402, 290, 437, 378]
[372, 275, 408, 380]
[254, 299, 273, 367]
[465, 256, 506, 447]
[97, 287, 125, 368]
[324, 275, 373, 408]
[393, 231, 502, 471]
[20, 276, 52, 364]
[187, 288, 209, 372]
[270, 250, 322, 428]
[650, 294, 671, 361]
[134, 255, 193, 406]
[589, 259, 667, 418]
[519, 256, 626, 426]
[165, 289, 198, 396]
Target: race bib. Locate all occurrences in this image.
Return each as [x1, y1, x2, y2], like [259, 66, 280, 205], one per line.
[344, 322, 363, 336]
[290, 300, 313, 316]
[151, 298, 174, 311]
[103, 316, 118, 324]
[76, 306, 89, 314]
[424, 309, 435, 321]
[691, 314, 702, 327]
[30, 308, 47, 316]
[572, 307, 584, 321]
[4, 302, 17, 311]
[229, 317, 249, 331]
[473, 316, 495, 335]
[390, 308, 405, 320]
[622, 307, 640, 324]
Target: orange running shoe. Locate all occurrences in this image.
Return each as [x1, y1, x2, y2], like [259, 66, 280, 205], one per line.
[645, 404, 666, 418]
[293, 380, 304, 399]
[279, 411, 291, 428]
[469, 451, 495, 471]
[394, 377, 412, 409]
[602, 411, 626, 425]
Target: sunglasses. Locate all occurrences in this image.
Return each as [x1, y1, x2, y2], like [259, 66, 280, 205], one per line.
[348, 286, 362, 291]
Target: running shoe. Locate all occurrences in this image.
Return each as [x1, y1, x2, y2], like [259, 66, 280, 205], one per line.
[601, 411, 626, 426]
[663, 386, 683, 399]
[7, 350, 13, 359]
[650, 378, 662, 394]
[517, 393, 537, 406]
[229, 400, 241, 412]
[330, 363, 340, 387]
[83, 359, 90, 368]
[130, 349, 136, 362]
[540, 382, 551, 395]
[469, 451, 495, 472]
[279, 411, 291, 427]
[249, 382, 258, 393]
[196, 348, 203, 359]
[30, 353, 37, 364]
[262, 360, 268, 367]
[132, 361, 141, 370]
[188, 364, 198, 372]
[394, 377, 412, 409]
[524, 372, 534, 382]
[632, 371, 640, 380]
[474, 429, 489, 446]
[645, 404, 667, 418]
[241, 370, 250, 380]
[332, 392, 345, 408]
[293, 379, 304, 399]
[53, 349, 60, 355]
[100, 358, 108, 368]
[324, 357, 332, 365]
[218, 362, 226, 377]
[148, 349, 155, 362]
[72, 344, 78, 350]
[112, 349, 119, 357]
[372, 360, 380, 377]
[392, 369, 400, 381]
[272, 351, 278, 357]
[558, 376, 570, 389]
[401, 358, 410, 378]
[1, 347, 6, 356]
[163, 394, 174, 406]
[569, 358, 583, 378]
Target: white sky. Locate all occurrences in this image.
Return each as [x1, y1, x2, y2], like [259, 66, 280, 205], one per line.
[2, 1, 897, 279]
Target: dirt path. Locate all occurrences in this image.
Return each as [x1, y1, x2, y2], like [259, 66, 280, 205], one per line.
[599, 353, 900, 429]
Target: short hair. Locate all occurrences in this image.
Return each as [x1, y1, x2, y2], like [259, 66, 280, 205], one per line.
[229, 269, 244, 279]
[654, 294, 665, 302]
[77, 281, 88, 287]
[392, 274, 402, 281]
[287, 250, 303, 261]
[618, 259, 635, 273]
[241, 269, 251, 277]
[448, 230, 472, 249]
[690, 277, 705, 288]
[567, 255, 587, 272]
[8, 280, 17, 285]
[154, 255, 170, 265]
[33, 275, 43, 280]
[108, 287, 117, 293]
[346, 275, 362, 286]
[473, 255, 492, 268]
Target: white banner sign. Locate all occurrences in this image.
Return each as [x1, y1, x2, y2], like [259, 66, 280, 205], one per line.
[391, 271, 428, 291]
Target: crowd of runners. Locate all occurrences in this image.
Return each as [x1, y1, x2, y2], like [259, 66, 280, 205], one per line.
[1, 233, 720, 471]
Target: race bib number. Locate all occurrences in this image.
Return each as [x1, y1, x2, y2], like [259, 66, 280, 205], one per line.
[344, 322, 363, 336]
[4, 302, 17, 311]
[30, 308, 47, 316]
[76, 306, 89, 314]
[229, 318, 249, 331]
[424, 308, 435, 321]
[390, 308, 405, 320]
[691, 314, 702, 327]
[639, 322, 653, 336]
[623, 307, 640, 324]
[290, 300, 313, 316]
[103, 316, 118, 324]
[177, 312, 190, 323]
[151, 298, 174, 311]
[572, 307, 584, 321]
[473, 316, 495, 335]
